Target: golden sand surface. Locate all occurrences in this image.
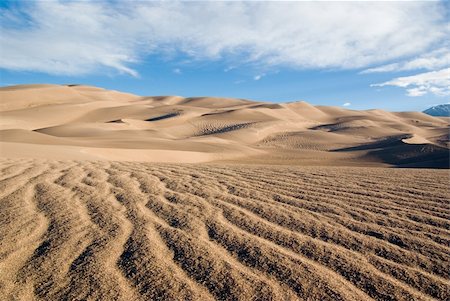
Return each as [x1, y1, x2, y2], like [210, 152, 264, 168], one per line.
[1, 159, 449, 300]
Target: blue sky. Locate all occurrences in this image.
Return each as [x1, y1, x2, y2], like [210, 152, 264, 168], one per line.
[1, 1, 449, 112]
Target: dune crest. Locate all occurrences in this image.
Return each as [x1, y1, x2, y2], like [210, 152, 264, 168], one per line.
[0, 84, 448, 167]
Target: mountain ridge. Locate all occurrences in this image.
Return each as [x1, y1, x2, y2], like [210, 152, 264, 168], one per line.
[423, 104, 450, 117]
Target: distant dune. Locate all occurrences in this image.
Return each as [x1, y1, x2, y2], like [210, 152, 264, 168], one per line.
[1, 84, 448, 167]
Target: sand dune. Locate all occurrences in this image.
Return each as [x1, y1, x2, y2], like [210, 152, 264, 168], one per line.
[1, 84, 448, 167]
[1, 85, 449, 300]
[0, 159, 449, 300]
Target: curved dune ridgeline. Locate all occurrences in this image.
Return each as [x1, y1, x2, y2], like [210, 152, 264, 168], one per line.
[0, 159, 449, 300]
[0, 84, 449, 167]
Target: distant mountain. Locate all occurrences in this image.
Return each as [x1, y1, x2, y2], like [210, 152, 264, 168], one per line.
[423, 104, 450, 117]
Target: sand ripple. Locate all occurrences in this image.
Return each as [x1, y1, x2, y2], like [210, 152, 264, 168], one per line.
[0, 159, 449, 300]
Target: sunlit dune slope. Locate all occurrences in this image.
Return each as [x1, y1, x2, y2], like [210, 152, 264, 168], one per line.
[0, 84, 448, 167]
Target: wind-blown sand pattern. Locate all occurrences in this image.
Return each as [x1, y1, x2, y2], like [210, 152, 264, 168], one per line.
[0, 159, 449, 300]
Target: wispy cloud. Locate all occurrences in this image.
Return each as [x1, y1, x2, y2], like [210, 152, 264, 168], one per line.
[253, 74, 265, 81]
[343, 102, 351, 107]
[224, 66, 236, 72]
[173, 68, 182, 75]
[0, 1, 448, 76]
[372, 68, 450, 97]
[362, 46, 450, 74]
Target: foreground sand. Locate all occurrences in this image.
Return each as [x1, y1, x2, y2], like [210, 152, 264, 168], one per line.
[1, 158, 449, 300]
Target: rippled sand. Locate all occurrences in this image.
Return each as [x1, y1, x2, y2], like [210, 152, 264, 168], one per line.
[1, 159, 448, 300]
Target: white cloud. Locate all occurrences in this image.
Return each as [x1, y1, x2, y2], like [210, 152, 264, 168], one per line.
[343, 102, 351, 107]
[372, 68, 450, 97]
[173, 68, 182, 75]
[362, 46, 450, 73]
[0, 1, 448, 76]
[253, 74, 265, 81]
[224, 66, 236, 72]
[405, 88, 427, 97]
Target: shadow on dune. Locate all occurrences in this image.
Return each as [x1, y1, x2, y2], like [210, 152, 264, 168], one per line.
[333, 135, 450, 168]
[146, 112, 180, 122]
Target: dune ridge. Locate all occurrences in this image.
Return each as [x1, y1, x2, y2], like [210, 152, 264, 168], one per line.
[1, 84, 448, 167]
